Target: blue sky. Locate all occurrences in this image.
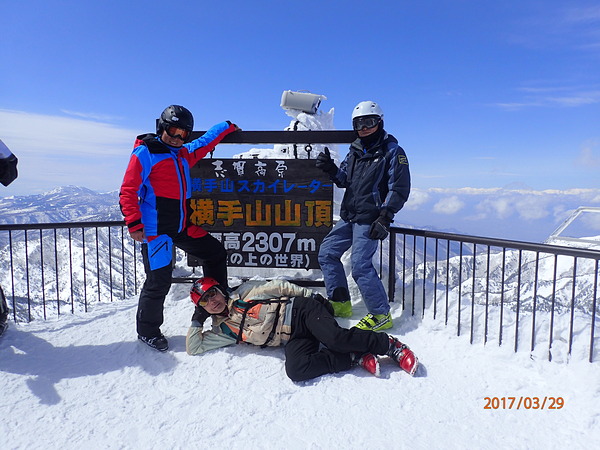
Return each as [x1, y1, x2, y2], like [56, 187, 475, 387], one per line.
[1, 1, 600, 241]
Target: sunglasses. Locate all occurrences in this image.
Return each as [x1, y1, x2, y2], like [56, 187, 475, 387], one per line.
[353, 116, 380, 131]
[199, 287, 219, 307]
[165, 125, 191, 141]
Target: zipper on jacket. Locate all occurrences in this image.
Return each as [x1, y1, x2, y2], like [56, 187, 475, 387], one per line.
[174, 153, 187, 232]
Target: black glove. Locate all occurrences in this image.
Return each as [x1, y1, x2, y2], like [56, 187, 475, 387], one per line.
[312, 293, 335, 316]
[191, 305, 210, 326]
[0, 154, 18, 187]
[226, 120, 242, 131]
[315, 147, 338, 175]
[368, 213, 392, 240]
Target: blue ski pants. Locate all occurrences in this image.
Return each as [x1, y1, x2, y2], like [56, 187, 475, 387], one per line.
[317, 220, 390, 315]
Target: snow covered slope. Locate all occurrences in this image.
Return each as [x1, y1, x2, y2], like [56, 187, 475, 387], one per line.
[1, 284, 598, 449]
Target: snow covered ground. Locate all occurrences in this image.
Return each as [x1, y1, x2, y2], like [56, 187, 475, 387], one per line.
[1, 280, 598, 450]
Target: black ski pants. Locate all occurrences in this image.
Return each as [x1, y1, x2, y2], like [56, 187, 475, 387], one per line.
[284, 296, 390, 381]
[137, 231, 227, 338]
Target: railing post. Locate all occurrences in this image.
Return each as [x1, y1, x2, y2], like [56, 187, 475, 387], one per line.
[484, 246, 490, 345]
[531, 252, 540, 353]
[549, 255, 558, 361]
[422, 237, 427, 317]
[54, 229, 60, 315]
[569, 258, 578, 357]
[499, 248, 506, 347]
[470, 243, 477, 345]
[433, 238, 439, 320]
[457, 242, 463, 337]
[514, 249, 522, 353]
[9, 230, 16, 321]
[590, 260, 598, 363]
[388, 230, 396, 303]
[39, 229, 46, 318]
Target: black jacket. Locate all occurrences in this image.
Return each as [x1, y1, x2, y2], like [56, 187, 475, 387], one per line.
[0, 154, 18, 187]
[332, 132, 410, 224]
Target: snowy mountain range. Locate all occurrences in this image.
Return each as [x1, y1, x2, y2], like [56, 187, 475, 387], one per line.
[0, 186, 120, 224]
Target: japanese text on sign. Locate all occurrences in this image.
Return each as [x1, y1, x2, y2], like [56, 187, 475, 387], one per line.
[189, 158, 333, 269]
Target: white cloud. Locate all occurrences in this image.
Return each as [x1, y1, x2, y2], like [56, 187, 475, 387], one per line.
[399, 187, 600, 241]
[60, 109, 124, 122]
[428, 187, 501, 195]
[564, 5, 600, 22]
[514, 196, 550, 220]
[553, 205, 571, 222]
[0, 109, 138, 157]
[0, 109, 142, 195]
[494, 88, 600, 111]
[508, 5, 600, 51]
[432, 196, 464, 215]
[404, 189, 429, 210]
[497, 5, 600, 111]
[576, 140, 600, 167]
[477, 197, 514, 219]
[580, 210, 600, 231]
[475, 193, 550, 221]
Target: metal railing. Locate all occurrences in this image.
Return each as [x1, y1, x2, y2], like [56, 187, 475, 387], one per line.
[385, 227, 599, 363]
[2, 221, 599, 362]
[0, 221, 143, 321]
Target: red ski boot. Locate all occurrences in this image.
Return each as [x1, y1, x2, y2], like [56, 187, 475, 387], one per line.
[356, 353, 380, 377]
[387, 336, 419, 376]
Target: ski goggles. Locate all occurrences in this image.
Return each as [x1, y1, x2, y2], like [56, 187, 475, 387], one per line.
[165, 125, 191, 141]
[352, 116, 380, 131]
[198, 287, 219, 307]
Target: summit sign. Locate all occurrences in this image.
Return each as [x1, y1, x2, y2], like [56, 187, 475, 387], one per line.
[189, 158, 334, 269]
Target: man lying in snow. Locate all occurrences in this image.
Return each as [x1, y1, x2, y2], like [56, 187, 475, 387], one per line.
[185, 277, 419, 381]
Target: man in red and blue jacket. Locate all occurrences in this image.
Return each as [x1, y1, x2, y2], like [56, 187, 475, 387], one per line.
[119, 105, 239, 352]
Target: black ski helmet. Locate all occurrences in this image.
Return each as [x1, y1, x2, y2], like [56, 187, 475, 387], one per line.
[157, 105, 194, 140]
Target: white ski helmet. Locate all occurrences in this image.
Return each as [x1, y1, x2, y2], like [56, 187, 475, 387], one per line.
[351, 101, 384, 120]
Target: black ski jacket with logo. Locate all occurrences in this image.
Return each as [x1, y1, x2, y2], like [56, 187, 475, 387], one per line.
[332, 132, 410, 224]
